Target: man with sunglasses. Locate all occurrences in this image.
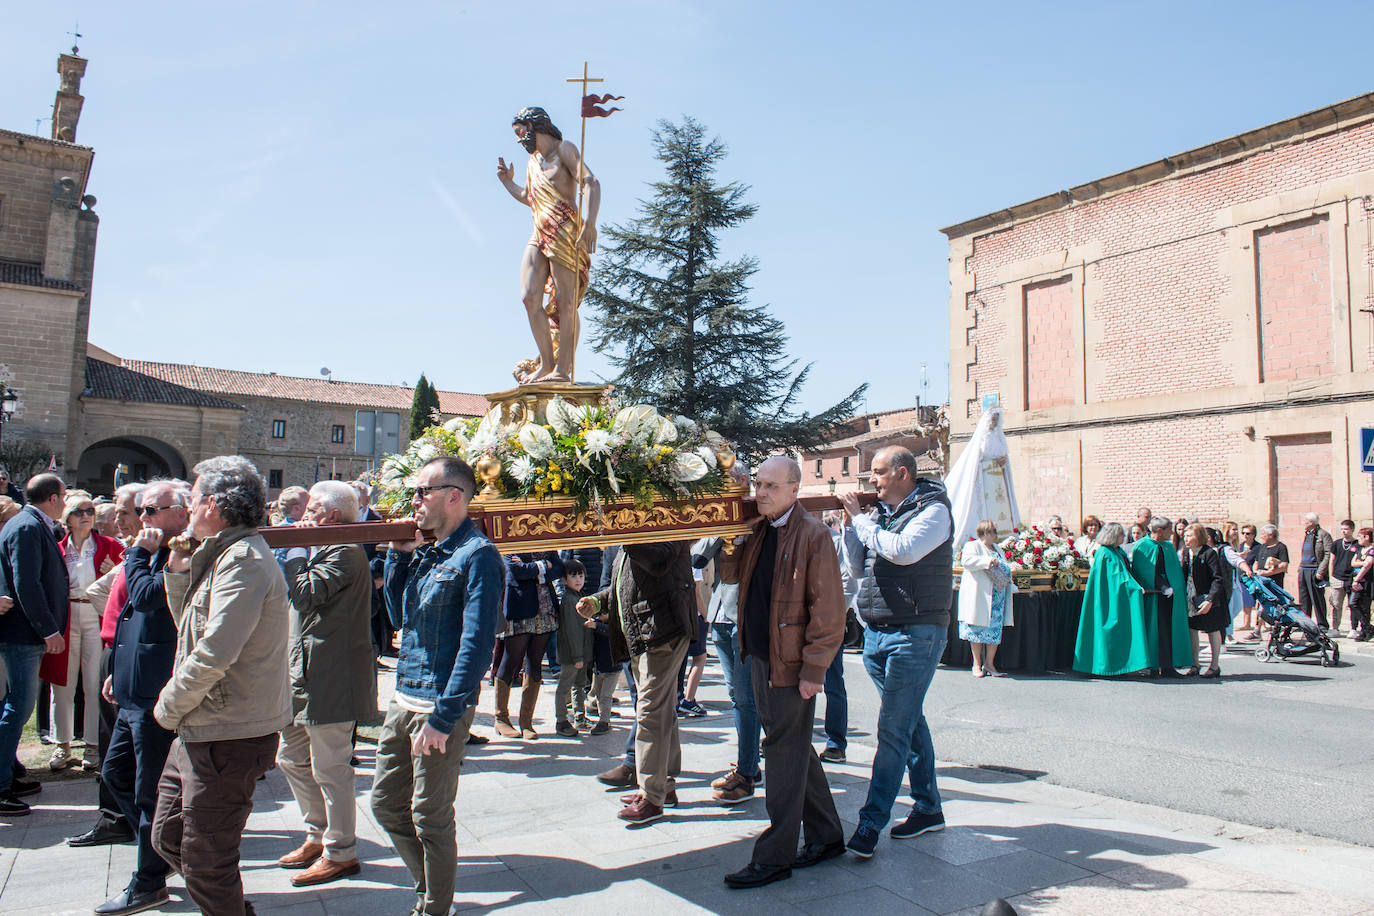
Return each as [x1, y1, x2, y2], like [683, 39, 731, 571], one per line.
[92, 481, 188, 915]
[0, 467, 24, 506]
[371, 457, 504, 916]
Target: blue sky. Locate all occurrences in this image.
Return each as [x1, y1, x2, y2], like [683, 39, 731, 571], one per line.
[5, 1, 1372, 414]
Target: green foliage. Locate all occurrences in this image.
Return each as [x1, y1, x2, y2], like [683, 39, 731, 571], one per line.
[585, 117, 867, 463]
[408, 374, 441, 442]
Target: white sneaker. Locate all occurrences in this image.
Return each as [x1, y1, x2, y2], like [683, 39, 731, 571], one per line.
[49, 746, 74, 772]
[1350, 629, 1360, 639]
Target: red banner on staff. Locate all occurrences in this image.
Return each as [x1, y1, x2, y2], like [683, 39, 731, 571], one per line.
[582, 93, 624, 118]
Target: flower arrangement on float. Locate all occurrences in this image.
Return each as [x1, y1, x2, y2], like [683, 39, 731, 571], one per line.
[996, 526, 1089, 572]
[373, 396, 731, 516]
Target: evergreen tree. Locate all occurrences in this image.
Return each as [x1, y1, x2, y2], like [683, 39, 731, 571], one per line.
[586, 117, 866, 461]
[408, 373, 441, 440]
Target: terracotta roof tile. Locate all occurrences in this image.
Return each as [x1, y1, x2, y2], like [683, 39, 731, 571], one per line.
[83, 359, 244, 410]
[120, 360, 488, 416]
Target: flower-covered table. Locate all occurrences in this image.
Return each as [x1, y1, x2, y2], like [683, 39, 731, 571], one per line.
[941, 590, 1085, 673]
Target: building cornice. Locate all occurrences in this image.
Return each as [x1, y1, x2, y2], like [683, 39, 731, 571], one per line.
[939, 91, 1374, 241]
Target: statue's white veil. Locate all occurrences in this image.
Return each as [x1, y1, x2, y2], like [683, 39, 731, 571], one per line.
[946, 406, 1020, 547]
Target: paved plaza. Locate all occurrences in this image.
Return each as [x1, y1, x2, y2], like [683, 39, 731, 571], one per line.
[2, 653, 1371, 915]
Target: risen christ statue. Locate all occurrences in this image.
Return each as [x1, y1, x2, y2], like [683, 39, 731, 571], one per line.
[497, 106, 601, 383]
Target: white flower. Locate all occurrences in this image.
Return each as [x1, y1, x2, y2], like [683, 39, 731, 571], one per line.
[695, 445, 717, 469]
[415, 441, 440, 464]
[654, 417, 678, 444]
[674, 415, 698, 439]
[584, 428, 614, 457]
[613, 405, 659, 445]
[546, 397, 579, 436]
[509, 455, 536, 484]
[606, 465, 621, 495]
[380, 458, 405, 484]
[442, 417, 466, 433]
[672, 452, 709, 482]
[517, 423, 555, 459]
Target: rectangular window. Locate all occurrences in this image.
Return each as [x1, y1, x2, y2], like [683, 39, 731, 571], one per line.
[272, 419, 287, 439]
[814, 459, 823, 478]
[331, 424, 346, 444]
[841, 456, 850, 476]
[355, 410, 401, 457]
[268, 469, 284, 489]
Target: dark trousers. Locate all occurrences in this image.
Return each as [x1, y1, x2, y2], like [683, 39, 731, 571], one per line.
[105, 708, 175, 892]
[152, 733, 279, 916]
[749, 656, 842, 866]
[1154, 597, 1175, 670]
[1298, 567, 1329, 628]
[94, 648, 129, 828]
[822, 644, 848, 751]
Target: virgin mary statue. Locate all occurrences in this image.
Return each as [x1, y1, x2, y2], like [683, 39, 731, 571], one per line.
[946, 406, 1020, 546]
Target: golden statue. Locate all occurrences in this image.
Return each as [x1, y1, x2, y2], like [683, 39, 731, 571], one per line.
[497, 106, 601, 384]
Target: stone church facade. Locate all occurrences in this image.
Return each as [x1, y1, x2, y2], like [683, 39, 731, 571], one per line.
[943, 93, 1374, 546]
[1, 50, 484, 497]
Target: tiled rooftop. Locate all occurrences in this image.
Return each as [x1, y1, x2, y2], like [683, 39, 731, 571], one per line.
[120, 360, 488, 416]
[82, 358, 244, 410]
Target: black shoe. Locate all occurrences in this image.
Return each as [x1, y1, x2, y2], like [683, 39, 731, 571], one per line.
[818, 746, 846, 763]
[466, 732, 490, 746]
[94, 886, 170, 915]
[9, 774, 40, 797]
[723, 862, 792, 889]
[890, 809, 945, 839]
[794, 839, 846, 869]
[0, 792, 31, 817]
[846, 824, 879, 858]
[68, 819, 136, 847]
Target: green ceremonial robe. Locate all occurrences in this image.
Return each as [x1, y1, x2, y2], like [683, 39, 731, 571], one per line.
[1074, 545, 1152, 675]
[1129, 537, 1195, 669]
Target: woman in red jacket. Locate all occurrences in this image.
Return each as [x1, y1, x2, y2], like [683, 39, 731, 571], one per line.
[51, 493, 123, 771]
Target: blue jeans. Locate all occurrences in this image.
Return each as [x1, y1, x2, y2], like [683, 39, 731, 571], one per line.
[0, 642, 46, 793]
[711, 623, 761, 783]
[858, 624, 946, 832]
[621, 662, 637, 767]
[823, 643, 848, 751]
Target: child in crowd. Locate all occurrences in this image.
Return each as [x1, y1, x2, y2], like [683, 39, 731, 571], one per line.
[554, 559, 593, 736]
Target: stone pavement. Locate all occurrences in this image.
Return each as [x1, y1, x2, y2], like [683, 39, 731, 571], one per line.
[2, 656, 1372, 915]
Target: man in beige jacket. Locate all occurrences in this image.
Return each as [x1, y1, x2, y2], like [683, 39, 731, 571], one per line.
[151, 456, 291, 916]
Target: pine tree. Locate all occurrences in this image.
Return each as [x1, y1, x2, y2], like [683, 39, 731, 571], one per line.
[408, 373, 441, 441]
[586, 117, 866, 461]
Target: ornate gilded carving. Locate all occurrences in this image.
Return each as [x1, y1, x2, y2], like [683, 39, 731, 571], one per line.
[502, 499, 731, 538]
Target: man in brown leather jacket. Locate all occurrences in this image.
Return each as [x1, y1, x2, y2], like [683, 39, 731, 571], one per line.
[719, 456, 847, 889]
[578, 540, 695, 825]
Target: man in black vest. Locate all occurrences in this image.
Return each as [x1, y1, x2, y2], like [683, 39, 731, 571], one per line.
[840, 446, 952, 858]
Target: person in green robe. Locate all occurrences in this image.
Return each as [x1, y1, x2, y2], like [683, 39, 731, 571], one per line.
[1129, 516, 1195, 676]
[1074, 522, 1155, 675]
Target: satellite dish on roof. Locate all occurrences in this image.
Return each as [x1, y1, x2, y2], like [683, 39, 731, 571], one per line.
[320, 367, 332, 383]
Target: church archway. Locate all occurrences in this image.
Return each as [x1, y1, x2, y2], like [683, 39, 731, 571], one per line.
[76, 436, 186, 496]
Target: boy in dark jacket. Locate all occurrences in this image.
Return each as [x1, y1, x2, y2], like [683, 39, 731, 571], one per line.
[554, 560, 591, 736]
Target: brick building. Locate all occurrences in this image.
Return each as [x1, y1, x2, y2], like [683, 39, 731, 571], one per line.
[942, 92, 1374, 547]
[1, 50, 485, 497]
[797, 406, 944, 497]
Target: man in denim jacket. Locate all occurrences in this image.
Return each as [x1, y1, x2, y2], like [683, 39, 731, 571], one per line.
[370, 457, 504, 916]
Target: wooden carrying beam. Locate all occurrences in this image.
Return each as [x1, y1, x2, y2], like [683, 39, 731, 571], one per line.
[256, 492, 878, 553]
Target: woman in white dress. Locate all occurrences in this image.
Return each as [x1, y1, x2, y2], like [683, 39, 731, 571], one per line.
[958, 520, 1014, 677]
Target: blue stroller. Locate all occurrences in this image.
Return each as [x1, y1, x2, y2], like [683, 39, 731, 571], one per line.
[1241, 575, 1340, 666]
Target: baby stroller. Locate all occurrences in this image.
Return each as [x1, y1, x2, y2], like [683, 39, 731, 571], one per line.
[1241, 575, 1340, 666]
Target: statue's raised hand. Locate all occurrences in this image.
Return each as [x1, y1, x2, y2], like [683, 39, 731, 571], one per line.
[496, 157, 514, 184]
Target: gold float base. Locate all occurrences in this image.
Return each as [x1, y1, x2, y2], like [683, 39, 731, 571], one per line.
[469, 484, 750, 555]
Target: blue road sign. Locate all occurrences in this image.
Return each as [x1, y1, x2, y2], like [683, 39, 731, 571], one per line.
[1362, 427, 1374, 473]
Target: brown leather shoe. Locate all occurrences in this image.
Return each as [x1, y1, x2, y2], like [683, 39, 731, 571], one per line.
[620, 789, 678, 807]
[277, 842, 324, 869]
[290, 856, 361, 887]
[617, 796, 664, 825]
[596, 764, 637, 788]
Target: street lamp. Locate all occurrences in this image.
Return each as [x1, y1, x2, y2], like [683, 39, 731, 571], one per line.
[0, 388, 17, 451]
[828, 476, 837, 495]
